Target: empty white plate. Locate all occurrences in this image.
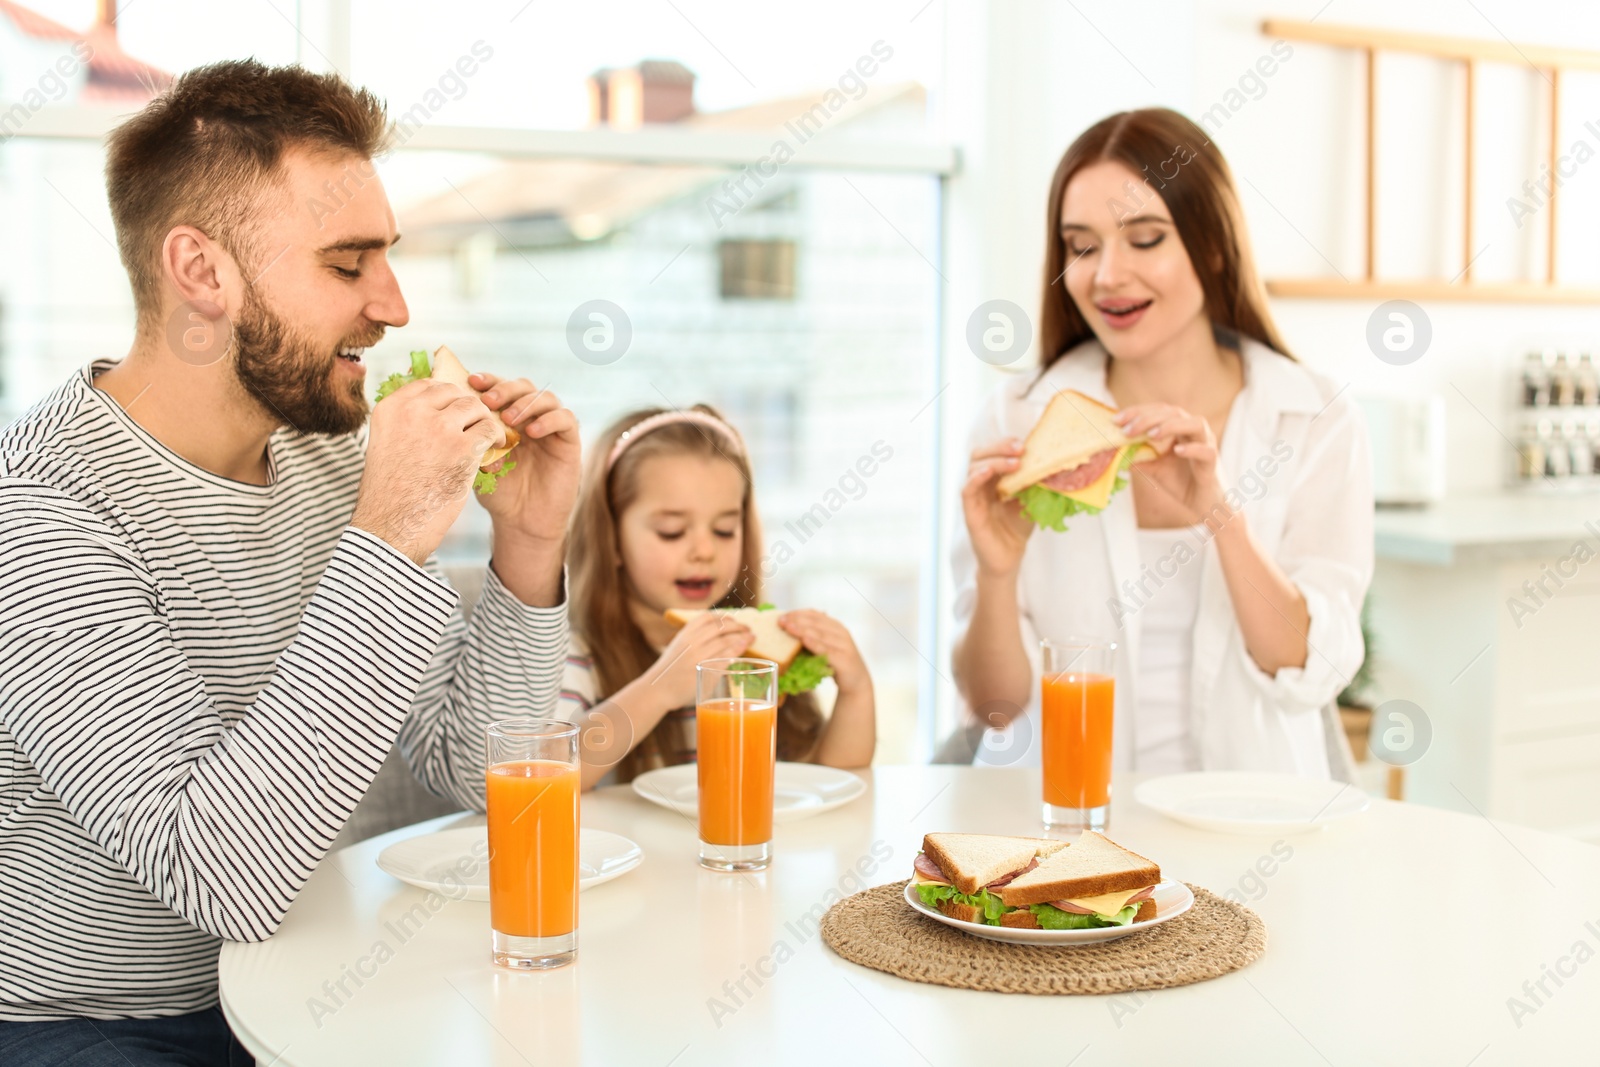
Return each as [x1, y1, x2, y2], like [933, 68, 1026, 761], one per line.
[375, 826, 642, 901]
[631, 762, 867, 823]
[903, 879, 1194, 945]
[1135, 772, 1369, 835]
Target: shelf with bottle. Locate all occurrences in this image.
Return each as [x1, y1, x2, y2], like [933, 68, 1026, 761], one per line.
[1513, 351, 1600, 491]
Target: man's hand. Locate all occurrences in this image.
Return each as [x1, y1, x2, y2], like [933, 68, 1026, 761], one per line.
[351, 378, 500, 564]
[462, 372, 581, 606]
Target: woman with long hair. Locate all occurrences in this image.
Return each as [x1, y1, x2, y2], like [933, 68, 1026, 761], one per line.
[951, 108, 1373, 778]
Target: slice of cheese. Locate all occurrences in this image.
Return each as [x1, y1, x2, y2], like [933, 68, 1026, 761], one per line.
[1061, 886, 1147, 916]
[912, 870, 951, 887]
[1059, 444, 1133, 512]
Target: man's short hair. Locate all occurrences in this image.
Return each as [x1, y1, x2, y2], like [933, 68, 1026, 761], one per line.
[105, 60, 391, 325]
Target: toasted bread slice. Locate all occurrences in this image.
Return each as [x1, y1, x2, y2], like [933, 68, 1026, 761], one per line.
[432, 345, 521, 465]
[937, 899, 986, 925]
[997, 830, 1160, 908]
[663, 607, 802, 672]
[921, 833, 1069, 897]
[996, 389, 1152, 498]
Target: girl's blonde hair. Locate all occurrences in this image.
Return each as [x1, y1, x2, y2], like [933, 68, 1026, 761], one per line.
[568, 404, 822, 782]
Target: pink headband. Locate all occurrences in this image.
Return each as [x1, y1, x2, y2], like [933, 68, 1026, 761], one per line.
[605, 410, 745, 472]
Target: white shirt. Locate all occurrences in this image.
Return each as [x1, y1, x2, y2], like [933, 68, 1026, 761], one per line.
[955, 337, 1374, 778]
[1133, 524, 1206, 773]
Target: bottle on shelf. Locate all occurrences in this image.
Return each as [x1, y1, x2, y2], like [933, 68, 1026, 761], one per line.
[1545, 420, 1571, 477]
[1524, 351, 1551, 407]
[1552, 351, 1577, 407]
[1519, 420, 1548, 480]
[1565, 419, 1593, 477]
[1579, 352, 1600, 408]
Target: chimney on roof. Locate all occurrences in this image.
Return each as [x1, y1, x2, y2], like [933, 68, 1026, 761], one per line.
[96, 0, 117, 33]
[588, 61, 695, 130]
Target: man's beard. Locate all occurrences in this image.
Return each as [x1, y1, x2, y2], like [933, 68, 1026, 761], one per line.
[231, 288, 373, 436]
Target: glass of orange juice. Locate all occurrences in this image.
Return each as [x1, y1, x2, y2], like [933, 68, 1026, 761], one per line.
[485, 718, 580, 969]
[696, 657, 778, 872]
[1040, 638, 1116, 832]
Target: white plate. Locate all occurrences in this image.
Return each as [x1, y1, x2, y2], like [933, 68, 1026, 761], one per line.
[903, 879, 1194, 945]
[631, 762, 867, 822]
[1135, 772, 1370, 835]
[375, 827, 642, 902]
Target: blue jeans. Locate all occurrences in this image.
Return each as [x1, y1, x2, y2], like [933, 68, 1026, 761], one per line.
[0, 1008, 253, 1067]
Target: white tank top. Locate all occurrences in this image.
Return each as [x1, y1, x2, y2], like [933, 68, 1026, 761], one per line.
[1132, 525, 1207, 772]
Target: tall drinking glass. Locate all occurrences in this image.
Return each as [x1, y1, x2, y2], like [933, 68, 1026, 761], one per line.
[485, 718, 580, 969]
[1040, 638, 1116, 831]
[696, 658, 778, 871]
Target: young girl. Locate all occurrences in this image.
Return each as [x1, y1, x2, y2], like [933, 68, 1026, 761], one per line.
[562, 404, 876, 788]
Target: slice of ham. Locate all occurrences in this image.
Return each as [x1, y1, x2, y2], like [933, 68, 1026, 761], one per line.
[1039, 448, 1118, 494]
[911, 852, 1038, 887]
[984, 857, 1038, 888]
[1047, 885, 1156, 914]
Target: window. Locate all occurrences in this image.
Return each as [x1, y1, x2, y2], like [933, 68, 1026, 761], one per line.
[0, 2, 956, 763]
[719, 239, 797, 300]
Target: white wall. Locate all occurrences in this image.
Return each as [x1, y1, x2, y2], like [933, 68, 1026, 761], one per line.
[1196, 0, 1600, 496]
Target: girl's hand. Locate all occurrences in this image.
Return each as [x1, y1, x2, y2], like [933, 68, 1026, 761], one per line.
[643, 611, 753, 710]
[960, 438, 1034, 578]
[779, 609, 870, 694]
[1112, 404, 1226, 521]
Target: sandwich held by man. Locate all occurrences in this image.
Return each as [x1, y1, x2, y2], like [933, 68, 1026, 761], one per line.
[0, 62, 579, 1065]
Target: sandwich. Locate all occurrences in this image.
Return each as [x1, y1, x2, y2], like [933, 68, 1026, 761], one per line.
[995, 389, 1158, 532]
[912, 830, 1160, 929]
[375, 345, 521, 493]
[662, 605, 833, 696]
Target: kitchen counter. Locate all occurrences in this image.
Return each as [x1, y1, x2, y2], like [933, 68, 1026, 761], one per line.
[1368, 490, 1600, 839]
[1373, 491, 1600, 565]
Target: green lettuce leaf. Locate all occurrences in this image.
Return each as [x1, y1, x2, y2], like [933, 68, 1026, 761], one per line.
[376, 349, 432, 402]
[1013, 445, 1144, 533]
[1028, 902, 1140, 929]
[377, 350, 512, 496]
[778, 650, 833, 696]
[914, 882, 1011, 924]
[472, 460, 516, 495]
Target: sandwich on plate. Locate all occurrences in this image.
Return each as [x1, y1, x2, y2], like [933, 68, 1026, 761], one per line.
[663, 606, 833, 696]
[376, 345, 521, 493]
[912, 830, 1160, 929]
[996, 389, 1158, 532]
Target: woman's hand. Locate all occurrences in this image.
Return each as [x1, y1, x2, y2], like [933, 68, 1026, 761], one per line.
[642, 612, 753, 710]
[1113, 404, 1227, 523]
[960, 438, 1035, 578]
[779, 609, 870, 695]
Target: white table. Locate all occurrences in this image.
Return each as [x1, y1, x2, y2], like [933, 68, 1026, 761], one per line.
[219, 767, 1600, 1065]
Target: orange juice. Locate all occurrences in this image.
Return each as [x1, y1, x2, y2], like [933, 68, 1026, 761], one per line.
[1041, 672, 1114, 809]
[486, 759, 579, 938]
[696, 698, 777, 846]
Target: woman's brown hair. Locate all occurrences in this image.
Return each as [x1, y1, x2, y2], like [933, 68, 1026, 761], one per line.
[567, 405, 822, 783]
[1038, 107, 1292, 368]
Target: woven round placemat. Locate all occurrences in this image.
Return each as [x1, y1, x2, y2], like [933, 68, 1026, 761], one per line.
[821, 881, 1265, 995]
